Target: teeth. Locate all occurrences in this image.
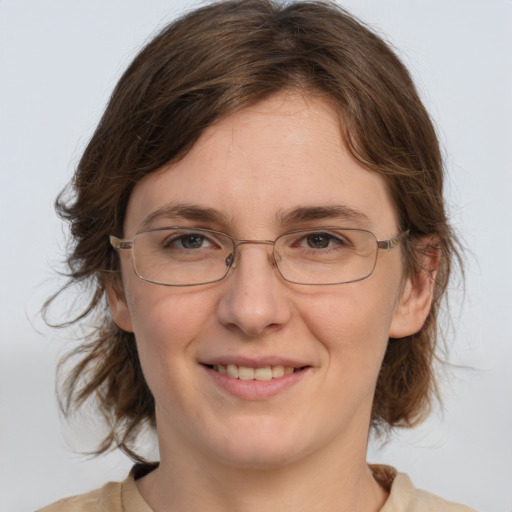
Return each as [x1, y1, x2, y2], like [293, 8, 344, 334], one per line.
[254, 367, 272, 381]
[213, 364, 298, 380]
[271, 365, 284, 378]
[238, 366, 255, 380]
[226, 364, 239, 379]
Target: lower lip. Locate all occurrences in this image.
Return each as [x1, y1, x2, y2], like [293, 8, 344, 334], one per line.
[203, 366, 310, 400]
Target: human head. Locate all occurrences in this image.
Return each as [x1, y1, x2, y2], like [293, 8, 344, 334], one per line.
[53, 0, 460, 459]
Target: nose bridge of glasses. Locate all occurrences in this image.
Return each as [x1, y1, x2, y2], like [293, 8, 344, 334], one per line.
[227, 239, 277, 269]
[234, 239, 275, 247]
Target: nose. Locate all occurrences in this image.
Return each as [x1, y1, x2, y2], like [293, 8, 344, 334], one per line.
[215, 242, 292, 338]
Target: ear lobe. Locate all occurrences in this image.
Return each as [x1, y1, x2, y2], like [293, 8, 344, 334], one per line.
[389, 239, 439, 339]
[106, 280, 134, 333]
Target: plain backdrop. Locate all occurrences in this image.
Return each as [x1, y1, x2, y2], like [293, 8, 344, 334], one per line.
[1, 1, 511, 511]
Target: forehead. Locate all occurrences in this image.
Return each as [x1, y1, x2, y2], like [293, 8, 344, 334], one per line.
[124, 91, 397, 236]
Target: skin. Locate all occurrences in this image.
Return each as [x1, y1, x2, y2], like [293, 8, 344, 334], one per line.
[108, 90, 435, 512]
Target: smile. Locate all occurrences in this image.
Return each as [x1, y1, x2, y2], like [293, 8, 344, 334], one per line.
[202, 362, 311, 400]
[210, 364, 298, 381]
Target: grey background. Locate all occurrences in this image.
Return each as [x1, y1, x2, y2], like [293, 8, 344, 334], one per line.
[1, 1, 511, 510]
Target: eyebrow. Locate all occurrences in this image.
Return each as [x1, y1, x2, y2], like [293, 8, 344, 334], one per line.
[140, 203, 371, 231]
[277, 205, 371, 226]
[140, 203, 231, 230]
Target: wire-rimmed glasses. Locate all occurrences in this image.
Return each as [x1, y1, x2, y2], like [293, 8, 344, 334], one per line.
[110, 227, 408, 286]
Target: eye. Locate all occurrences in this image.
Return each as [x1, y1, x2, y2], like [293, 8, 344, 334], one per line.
[305, 233, 332, 249]
[180, 233, 208, 249]
[301, 232, 349, 250]
[163, 232, 214, 250]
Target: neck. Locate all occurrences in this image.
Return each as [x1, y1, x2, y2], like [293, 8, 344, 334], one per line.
[137, 433, 388, 512]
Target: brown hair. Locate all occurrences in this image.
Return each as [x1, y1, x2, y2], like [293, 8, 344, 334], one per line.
[48, 0, 462, 460]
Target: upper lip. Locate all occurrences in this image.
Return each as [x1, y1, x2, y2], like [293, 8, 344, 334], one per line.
[200, 355, 310, 368]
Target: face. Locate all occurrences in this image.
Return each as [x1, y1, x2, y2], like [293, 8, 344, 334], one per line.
[109, 91, 430, 470]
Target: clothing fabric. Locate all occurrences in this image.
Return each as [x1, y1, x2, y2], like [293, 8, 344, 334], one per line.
[36, 464, 477, 512]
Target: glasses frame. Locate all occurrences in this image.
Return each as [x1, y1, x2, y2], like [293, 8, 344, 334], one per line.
[110, 227, 409, 287]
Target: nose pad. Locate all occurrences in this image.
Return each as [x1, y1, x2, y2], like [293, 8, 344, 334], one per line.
[225, 253, 234, 268]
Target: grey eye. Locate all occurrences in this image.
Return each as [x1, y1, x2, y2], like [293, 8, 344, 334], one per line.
[306, 233, 331, 249]
[162, 233, 211, 250]
[179, 234, 207, 249]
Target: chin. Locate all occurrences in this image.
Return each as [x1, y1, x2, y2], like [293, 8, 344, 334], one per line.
[215, 443, 304, 470]
[204, 418, 315, 470]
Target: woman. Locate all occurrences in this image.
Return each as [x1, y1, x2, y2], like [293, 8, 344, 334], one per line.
[39, 0, 475, 510]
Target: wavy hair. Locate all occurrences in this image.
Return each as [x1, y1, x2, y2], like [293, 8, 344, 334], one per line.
[46, 0, 463, 460]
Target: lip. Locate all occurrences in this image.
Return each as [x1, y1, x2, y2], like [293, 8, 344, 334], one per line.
[200, 358, 312, 401]
[201, 355, 308, 369]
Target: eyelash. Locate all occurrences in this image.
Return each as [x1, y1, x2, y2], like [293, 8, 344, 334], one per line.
[294, 232, 350, 250]
[159, 229, 354, 253]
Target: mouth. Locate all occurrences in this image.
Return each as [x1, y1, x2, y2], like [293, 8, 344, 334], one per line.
[204, 364, 308, 381]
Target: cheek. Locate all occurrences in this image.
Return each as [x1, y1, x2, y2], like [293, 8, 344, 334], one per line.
[124, 285, 215, 377]
[293, 284, 399, 429]
[126, 282, 213, 337]
[299, 278, 400, 367]
[122, 288, 220, 421]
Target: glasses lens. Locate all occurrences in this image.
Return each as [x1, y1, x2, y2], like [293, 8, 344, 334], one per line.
[132, 228, 233, 285]
[129, 227, 379, 286]
[275, 228, 378, 284]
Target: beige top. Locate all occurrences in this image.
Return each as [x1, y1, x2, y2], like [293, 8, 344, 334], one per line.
[36, 464, 477, 512]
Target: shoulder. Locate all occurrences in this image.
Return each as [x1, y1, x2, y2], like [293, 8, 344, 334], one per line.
[35, 465, 154, 512]
[379, 467, 478, 512]
[35, 481, 123, 512]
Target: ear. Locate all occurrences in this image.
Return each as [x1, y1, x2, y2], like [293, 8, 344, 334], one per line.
[106, 279, 134, 333]
[389, 238, 440, 339]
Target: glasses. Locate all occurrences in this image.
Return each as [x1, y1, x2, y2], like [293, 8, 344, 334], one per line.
[110, 227, 408, 286]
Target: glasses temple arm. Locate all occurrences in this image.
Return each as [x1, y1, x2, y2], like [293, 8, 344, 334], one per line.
[110, 235, 132, 250]
[377, 230, 410, 250]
